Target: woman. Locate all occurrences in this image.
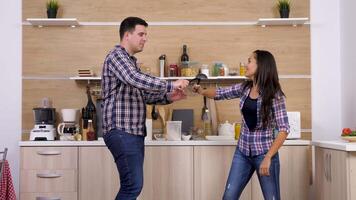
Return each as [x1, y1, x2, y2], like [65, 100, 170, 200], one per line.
[193, 50, 289, 200]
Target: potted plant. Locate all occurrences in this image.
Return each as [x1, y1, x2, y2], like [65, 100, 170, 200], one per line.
[277, 0, 290, 18]
[46, 0, 59, 18]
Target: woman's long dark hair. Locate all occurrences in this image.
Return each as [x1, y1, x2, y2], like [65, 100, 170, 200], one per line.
[243, 50, 285, 128]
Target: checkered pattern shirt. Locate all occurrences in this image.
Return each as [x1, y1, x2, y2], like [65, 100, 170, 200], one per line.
[101, 45, 173, 136]
[215, 83, 290, 156]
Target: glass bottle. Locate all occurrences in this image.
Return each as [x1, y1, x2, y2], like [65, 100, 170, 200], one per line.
[239, 62, 246, 76]
[180, 45, 189, 63]
[87, 119, 96, 141]
[85, 86, 96, 121]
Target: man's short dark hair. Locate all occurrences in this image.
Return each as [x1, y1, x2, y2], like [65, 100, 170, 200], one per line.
[119, 17, 148, 40]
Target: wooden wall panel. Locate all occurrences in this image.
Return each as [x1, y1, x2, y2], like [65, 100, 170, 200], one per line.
[23, 79, 310, 134]
[22, 80, 92, 131]
[23, 26, 310, 76]
[23, 0, 309, 21]
[22, 0, 311, 140]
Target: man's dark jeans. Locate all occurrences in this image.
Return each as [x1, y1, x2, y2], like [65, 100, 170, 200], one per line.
[104, 129, 145, 200]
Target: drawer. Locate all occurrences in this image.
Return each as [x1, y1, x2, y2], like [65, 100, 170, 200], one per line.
[20, 192, 77, 200]
[20, 170, 77, 193]
[21, 147, 77, 169]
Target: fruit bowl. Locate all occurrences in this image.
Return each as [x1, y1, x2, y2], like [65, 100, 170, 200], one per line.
[341, 136, 356, 142]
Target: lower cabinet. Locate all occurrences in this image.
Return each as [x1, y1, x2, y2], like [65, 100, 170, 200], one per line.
[21, 145, 310, 200]
[314, 147, 356, 200]
[251, 146, 311, 200]
[194, 146, 251, 200]
[79, 146, 194, 200]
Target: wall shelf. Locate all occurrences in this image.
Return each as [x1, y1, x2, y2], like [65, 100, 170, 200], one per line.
[69, 76, 247, 81]
[23, 18, 309, 27]
[257, 18, 309, 27]
[26, 18, 79, 27]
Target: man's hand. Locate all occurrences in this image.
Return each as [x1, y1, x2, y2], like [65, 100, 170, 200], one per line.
[173, 80, 189, 90]
[167, 89, 187, 101]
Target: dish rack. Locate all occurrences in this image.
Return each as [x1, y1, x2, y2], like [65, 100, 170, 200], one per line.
[0, 148, 8, 183]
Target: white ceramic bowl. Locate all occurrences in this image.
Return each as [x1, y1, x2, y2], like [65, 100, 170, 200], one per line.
[181, 134, 192, 141]
[154, 134, 166, 141]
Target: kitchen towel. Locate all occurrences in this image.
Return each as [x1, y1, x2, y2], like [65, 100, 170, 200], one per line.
[0, 160, 16, 200]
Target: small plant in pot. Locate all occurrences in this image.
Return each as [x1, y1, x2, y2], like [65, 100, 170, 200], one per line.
[277, 0, 290, 18]
[46, 0, 59, 18]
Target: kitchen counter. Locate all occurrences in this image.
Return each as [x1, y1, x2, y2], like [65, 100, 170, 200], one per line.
[313, 140, 356, 151]
[19, 139, 311, 146]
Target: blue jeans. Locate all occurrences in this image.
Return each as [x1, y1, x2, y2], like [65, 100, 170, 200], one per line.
[223, 148, 280, 200]
[104, 129, 145, 200]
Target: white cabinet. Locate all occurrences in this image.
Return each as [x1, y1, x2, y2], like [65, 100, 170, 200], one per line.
[19, 144, 310, 200]
[315, 147, 349, 200]
[251, 146, 310, 200]
[194, 146, 251, 200]
[20, 147, 78, 200]
[78, 147, 119, 200]
[78, 146, 194, 200]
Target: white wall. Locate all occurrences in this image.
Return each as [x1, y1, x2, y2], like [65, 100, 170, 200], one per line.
[0, 0, 22, 196]
[311, 0, 342, 140]
[340, 0, 356, 129]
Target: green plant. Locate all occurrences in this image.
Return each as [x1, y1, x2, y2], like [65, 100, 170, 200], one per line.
[46, 0, 59, 10]
[277, 0, 290, 11]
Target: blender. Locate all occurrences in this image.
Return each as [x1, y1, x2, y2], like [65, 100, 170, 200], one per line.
[30, 107, 56, 141]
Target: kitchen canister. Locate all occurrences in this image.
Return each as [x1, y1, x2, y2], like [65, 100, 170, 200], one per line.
[166, 121, 182, 141]
[145, 118, 153, 141]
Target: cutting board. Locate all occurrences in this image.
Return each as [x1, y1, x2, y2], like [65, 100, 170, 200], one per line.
[172, 109, 194, 134]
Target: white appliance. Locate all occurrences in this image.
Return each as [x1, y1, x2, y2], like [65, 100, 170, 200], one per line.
[287, 111, 301, 139]
[30, 124, 56, 141]
[57, 109, 79, 141]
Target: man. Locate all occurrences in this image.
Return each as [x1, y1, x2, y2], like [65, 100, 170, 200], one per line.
[101, 16, 189, 200]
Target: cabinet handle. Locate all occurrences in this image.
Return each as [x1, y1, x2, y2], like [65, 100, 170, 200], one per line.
[324, 153, 328, 181]
[36, 173, 62, 178]
[328, 153, 332, 182]
[37, 150, 62, 155]
[36, 197, 61, 200]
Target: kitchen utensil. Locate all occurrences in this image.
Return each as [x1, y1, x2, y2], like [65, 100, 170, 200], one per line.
[167, 108, 173, 121]
[151, 105, 159, 120]
[158, 106, 166, 127]
[189, 73, 208, 85]
[208, 98, 218, 135]
[201, 96, 209, 120]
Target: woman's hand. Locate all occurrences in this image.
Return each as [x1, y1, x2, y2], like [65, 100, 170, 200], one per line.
[192, 84, 203, 94]
[259, 156, 271, 176]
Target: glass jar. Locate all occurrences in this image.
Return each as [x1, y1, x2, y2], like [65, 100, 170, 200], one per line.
[169, 64, 178, 77]
[201, 64, 209, 77]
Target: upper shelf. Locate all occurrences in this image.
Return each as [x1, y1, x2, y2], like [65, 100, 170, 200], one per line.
[70, 76, 247, 81]
[257, 18, 309, 27]
[24, 18, 309, 27]
[69, 75, 310, 82]
[26, 18, 80, 27]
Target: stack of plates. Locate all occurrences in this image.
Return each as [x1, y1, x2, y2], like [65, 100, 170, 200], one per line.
[77, 69, 94, 77]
